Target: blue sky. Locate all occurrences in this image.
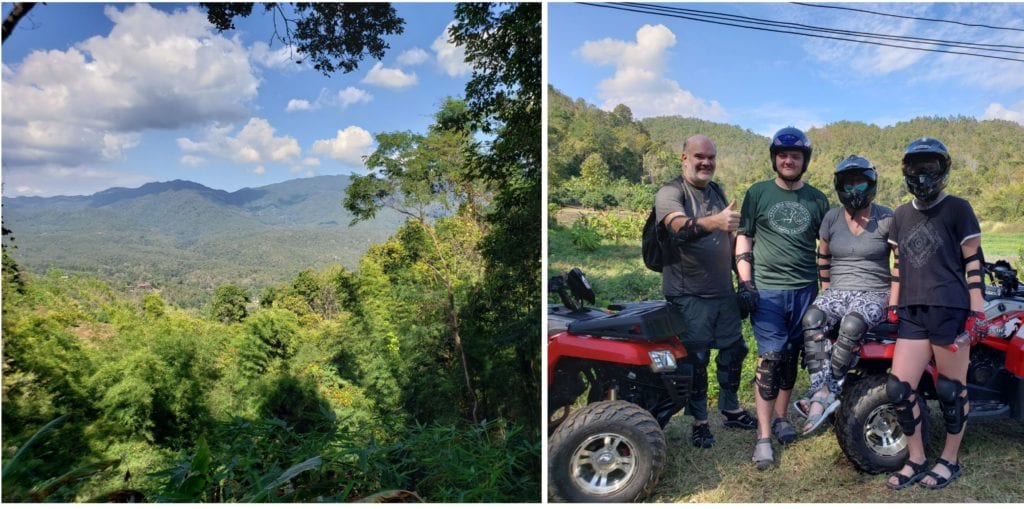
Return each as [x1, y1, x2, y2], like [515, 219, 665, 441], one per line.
[548, 2, 1024, 137]
[1, 3, 471, 196]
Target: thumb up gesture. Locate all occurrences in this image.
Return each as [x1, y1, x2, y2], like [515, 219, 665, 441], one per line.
[715, 199, 741, 232]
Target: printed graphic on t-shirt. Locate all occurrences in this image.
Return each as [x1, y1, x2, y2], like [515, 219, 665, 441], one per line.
[903, 220, 943, 268]
[767, 201, 812, 235]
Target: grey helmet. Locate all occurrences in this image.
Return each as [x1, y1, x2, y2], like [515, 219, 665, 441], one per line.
[770, 127, 812, 179]
[834, 155, 877, 212]
[901, 137, 951, 202]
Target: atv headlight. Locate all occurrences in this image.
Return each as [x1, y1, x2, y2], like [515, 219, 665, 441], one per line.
[648, 350, 677, 373]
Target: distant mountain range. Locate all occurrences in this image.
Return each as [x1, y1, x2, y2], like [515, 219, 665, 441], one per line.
[2, 175, 406, 307]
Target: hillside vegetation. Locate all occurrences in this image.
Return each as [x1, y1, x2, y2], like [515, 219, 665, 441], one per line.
[2, 176, 407, 308]
[549, 85, 1024, 227]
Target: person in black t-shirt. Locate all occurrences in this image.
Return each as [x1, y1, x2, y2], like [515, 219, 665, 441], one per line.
[884, 138, 985, 491]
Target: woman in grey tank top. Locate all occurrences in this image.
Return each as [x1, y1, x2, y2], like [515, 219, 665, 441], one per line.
[795, 156, 895, 434]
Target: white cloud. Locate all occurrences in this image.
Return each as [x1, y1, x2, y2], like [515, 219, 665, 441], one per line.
[361, 62, 418, 88]
[302, 157, 321, 167]
[1, 3, 260, 188]
[250, 41, 302, 71]
[397, 47, 430, 66]
[2, 165, 151, 197]
[286, 99, 313, 112]
[311, 126, 375, 166]
[177, 117, 302, 170]
[286, 87, 371, 113]
[577, 24, 726, 120]
[432, 22, 470, 77]
[180, 154, 205, 166]
[983, 101, 1024, 125]
[337, 86, 373, 107]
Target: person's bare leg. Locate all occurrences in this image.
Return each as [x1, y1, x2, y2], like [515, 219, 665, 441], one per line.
[886, 338, 933, 487]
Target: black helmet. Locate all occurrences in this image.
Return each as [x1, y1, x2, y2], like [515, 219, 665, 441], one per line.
[770, 127, 812, 177]
[834, 155, 877, 211]
[901, 137, 951, 202]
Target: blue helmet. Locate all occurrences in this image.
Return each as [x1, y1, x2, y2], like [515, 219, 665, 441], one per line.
[770, 127, 812, 176]
[902, 137, 951, 202]
[834, 155, 877, 211]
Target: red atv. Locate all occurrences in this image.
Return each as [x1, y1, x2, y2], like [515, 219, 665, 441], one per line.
[547, 268, 693, 502]
[834, 260, 1024, 473]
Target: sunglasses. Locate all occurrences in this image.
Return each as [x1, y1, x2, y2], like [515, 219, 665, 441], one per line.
[843, 182, 869, 193]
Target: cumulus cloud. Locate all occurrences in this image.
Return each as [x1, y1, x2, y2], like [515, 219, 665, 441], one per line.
[361, 62, 418, 88]
[983, 101, 1024, 125]
[285, 86, 372, 113]
[177, 117, 302, 170]
[286, 99, 313, 112]
[337, 86, 373, 107]
[311, 126, 375, 166]
[577, 24, 725, 120]
[1, 3, 260, 194]
[432, 22, 470, 77]
[250, 41, 302, 71]
[397, 47, 430, 66]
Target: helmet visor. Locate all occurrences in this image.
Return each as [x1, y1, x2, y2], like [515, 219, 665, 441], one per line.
[904, 159, 944, 177]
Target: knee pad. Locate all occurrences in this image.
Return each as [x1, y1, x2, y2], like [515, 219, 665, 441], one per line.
[801, 306, 829, 374]
[936, 375, 969, 434]
[885, 374, 921, 436]
[779, 347, 800, 391]
[715, 340, 748, 393]
[831, 312, 867, 383]
[755, 353, 783, 400]
[687, 347, 710, 403]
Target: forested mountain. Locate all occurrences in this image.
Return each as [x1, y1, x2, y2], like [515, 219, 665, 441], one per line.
[549, 85, 1024, 225]
[2, 175, 406, 307]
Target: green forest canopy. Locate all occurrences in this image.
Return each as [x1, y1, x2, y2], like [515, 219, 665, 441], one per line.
[549, 85, 1024, 226]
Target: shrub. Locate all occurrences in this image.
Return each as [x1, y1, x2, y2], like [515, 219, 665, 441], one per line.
[569, 218, 601, 251]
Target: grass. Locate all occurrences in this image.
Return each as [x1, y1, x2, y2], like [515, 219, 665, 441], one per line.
[548, 213, 1024, 503]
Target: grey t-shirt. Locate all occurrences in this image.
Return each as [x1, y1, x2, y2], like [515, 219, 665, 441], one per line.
[819, 203, 893, 292]
[654, 178, 733, 298]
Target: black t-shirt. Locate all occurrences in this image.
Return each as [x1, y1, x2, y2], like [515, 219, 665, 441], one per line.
[888, 195, 981, 309]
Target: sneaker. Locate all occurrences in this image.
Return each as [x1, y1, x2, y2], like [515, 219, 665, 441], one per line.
[691, 422, 715, 448]
[721, 409, 757, 430]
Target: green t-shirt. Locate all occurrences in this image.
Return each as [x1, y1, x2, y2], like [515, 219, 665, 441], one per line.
[738, 180, 830, 289]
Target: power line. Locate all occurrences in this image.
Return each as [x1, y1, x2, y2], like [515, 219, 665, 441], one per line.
[578, 2, 1024, 64]
[628, 2, 1024, 53]
[792, 2, 1024, 33]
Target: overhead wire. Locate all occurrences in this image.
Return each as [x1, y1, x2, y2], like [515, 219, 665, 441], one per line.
[791, 2, 1024, 33]
[629, 2, 1024, 53]
[577, 2, 1024, 64]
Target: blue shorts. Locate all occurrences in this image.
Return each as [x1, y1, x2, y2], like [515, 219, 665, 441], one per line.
[897, 305, 969, 346]
[751, 283, 818, 355]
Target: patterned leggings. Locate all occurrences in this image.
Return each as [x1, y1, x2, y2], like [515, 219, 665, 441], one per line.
[806, 288, 889, 395]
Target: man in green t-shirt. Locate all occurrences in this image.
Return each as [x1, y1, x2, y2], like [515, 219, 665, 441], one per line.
[735, 127, 830, 469]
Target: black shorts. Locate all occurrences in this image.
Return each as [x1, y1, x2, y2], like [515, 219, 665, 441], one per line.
[896, 305, 969, 346]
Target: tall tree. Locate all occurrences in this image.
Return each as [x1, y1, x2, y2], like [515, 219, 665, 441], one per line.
[200, 3, 404, 76]
[345, 101, 486, 422]
[448, 3, 541, 429]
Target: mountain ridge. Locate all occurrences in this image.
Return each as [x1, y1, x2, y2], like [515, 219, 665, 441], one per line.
[2, 174, 405, 307]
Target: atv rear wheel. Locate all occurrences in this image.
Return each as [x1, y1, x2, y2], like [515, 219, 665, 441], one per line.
[834, 374, 930, 474]
[548, 400, 666, 502]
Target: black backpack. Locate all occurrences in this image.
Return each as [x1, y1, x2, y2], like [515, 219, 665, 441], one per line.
[642, 178, 725, 272]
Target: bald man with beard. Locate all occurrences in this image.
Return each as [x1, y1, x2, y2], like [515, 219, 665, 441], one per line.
[655, 135, 757, 449]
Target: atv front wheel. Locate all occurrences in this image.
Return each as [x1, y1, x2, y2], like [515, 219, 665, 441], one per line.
[548, 400, 666, 502]
[834, 374, 930, 474]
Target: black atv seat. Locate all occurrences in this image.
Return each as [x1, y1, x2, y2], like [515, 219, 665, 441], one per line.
[567, 301, 685, 341]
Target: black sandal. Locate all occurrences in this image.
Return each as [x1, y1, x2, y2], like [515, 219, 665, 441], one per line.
[919, 458, 963, 490]
[721, 409, 757, 430]
[771, 417, 797, 445]
[885, 459, 928, 490]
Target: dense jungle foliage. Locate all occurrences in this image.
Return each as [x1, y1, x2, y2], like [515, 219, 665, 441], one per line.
[549, 86, 1024, 228]
[2, 3, 541, 502]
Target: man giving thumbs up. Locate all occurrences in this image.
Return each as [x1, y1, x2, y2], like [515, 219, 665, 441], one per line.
[654, 134, 757, 449]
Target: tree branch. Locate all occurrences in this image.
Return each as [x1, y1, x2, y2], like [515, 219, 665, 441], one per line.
[2, 2, 36, 44]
